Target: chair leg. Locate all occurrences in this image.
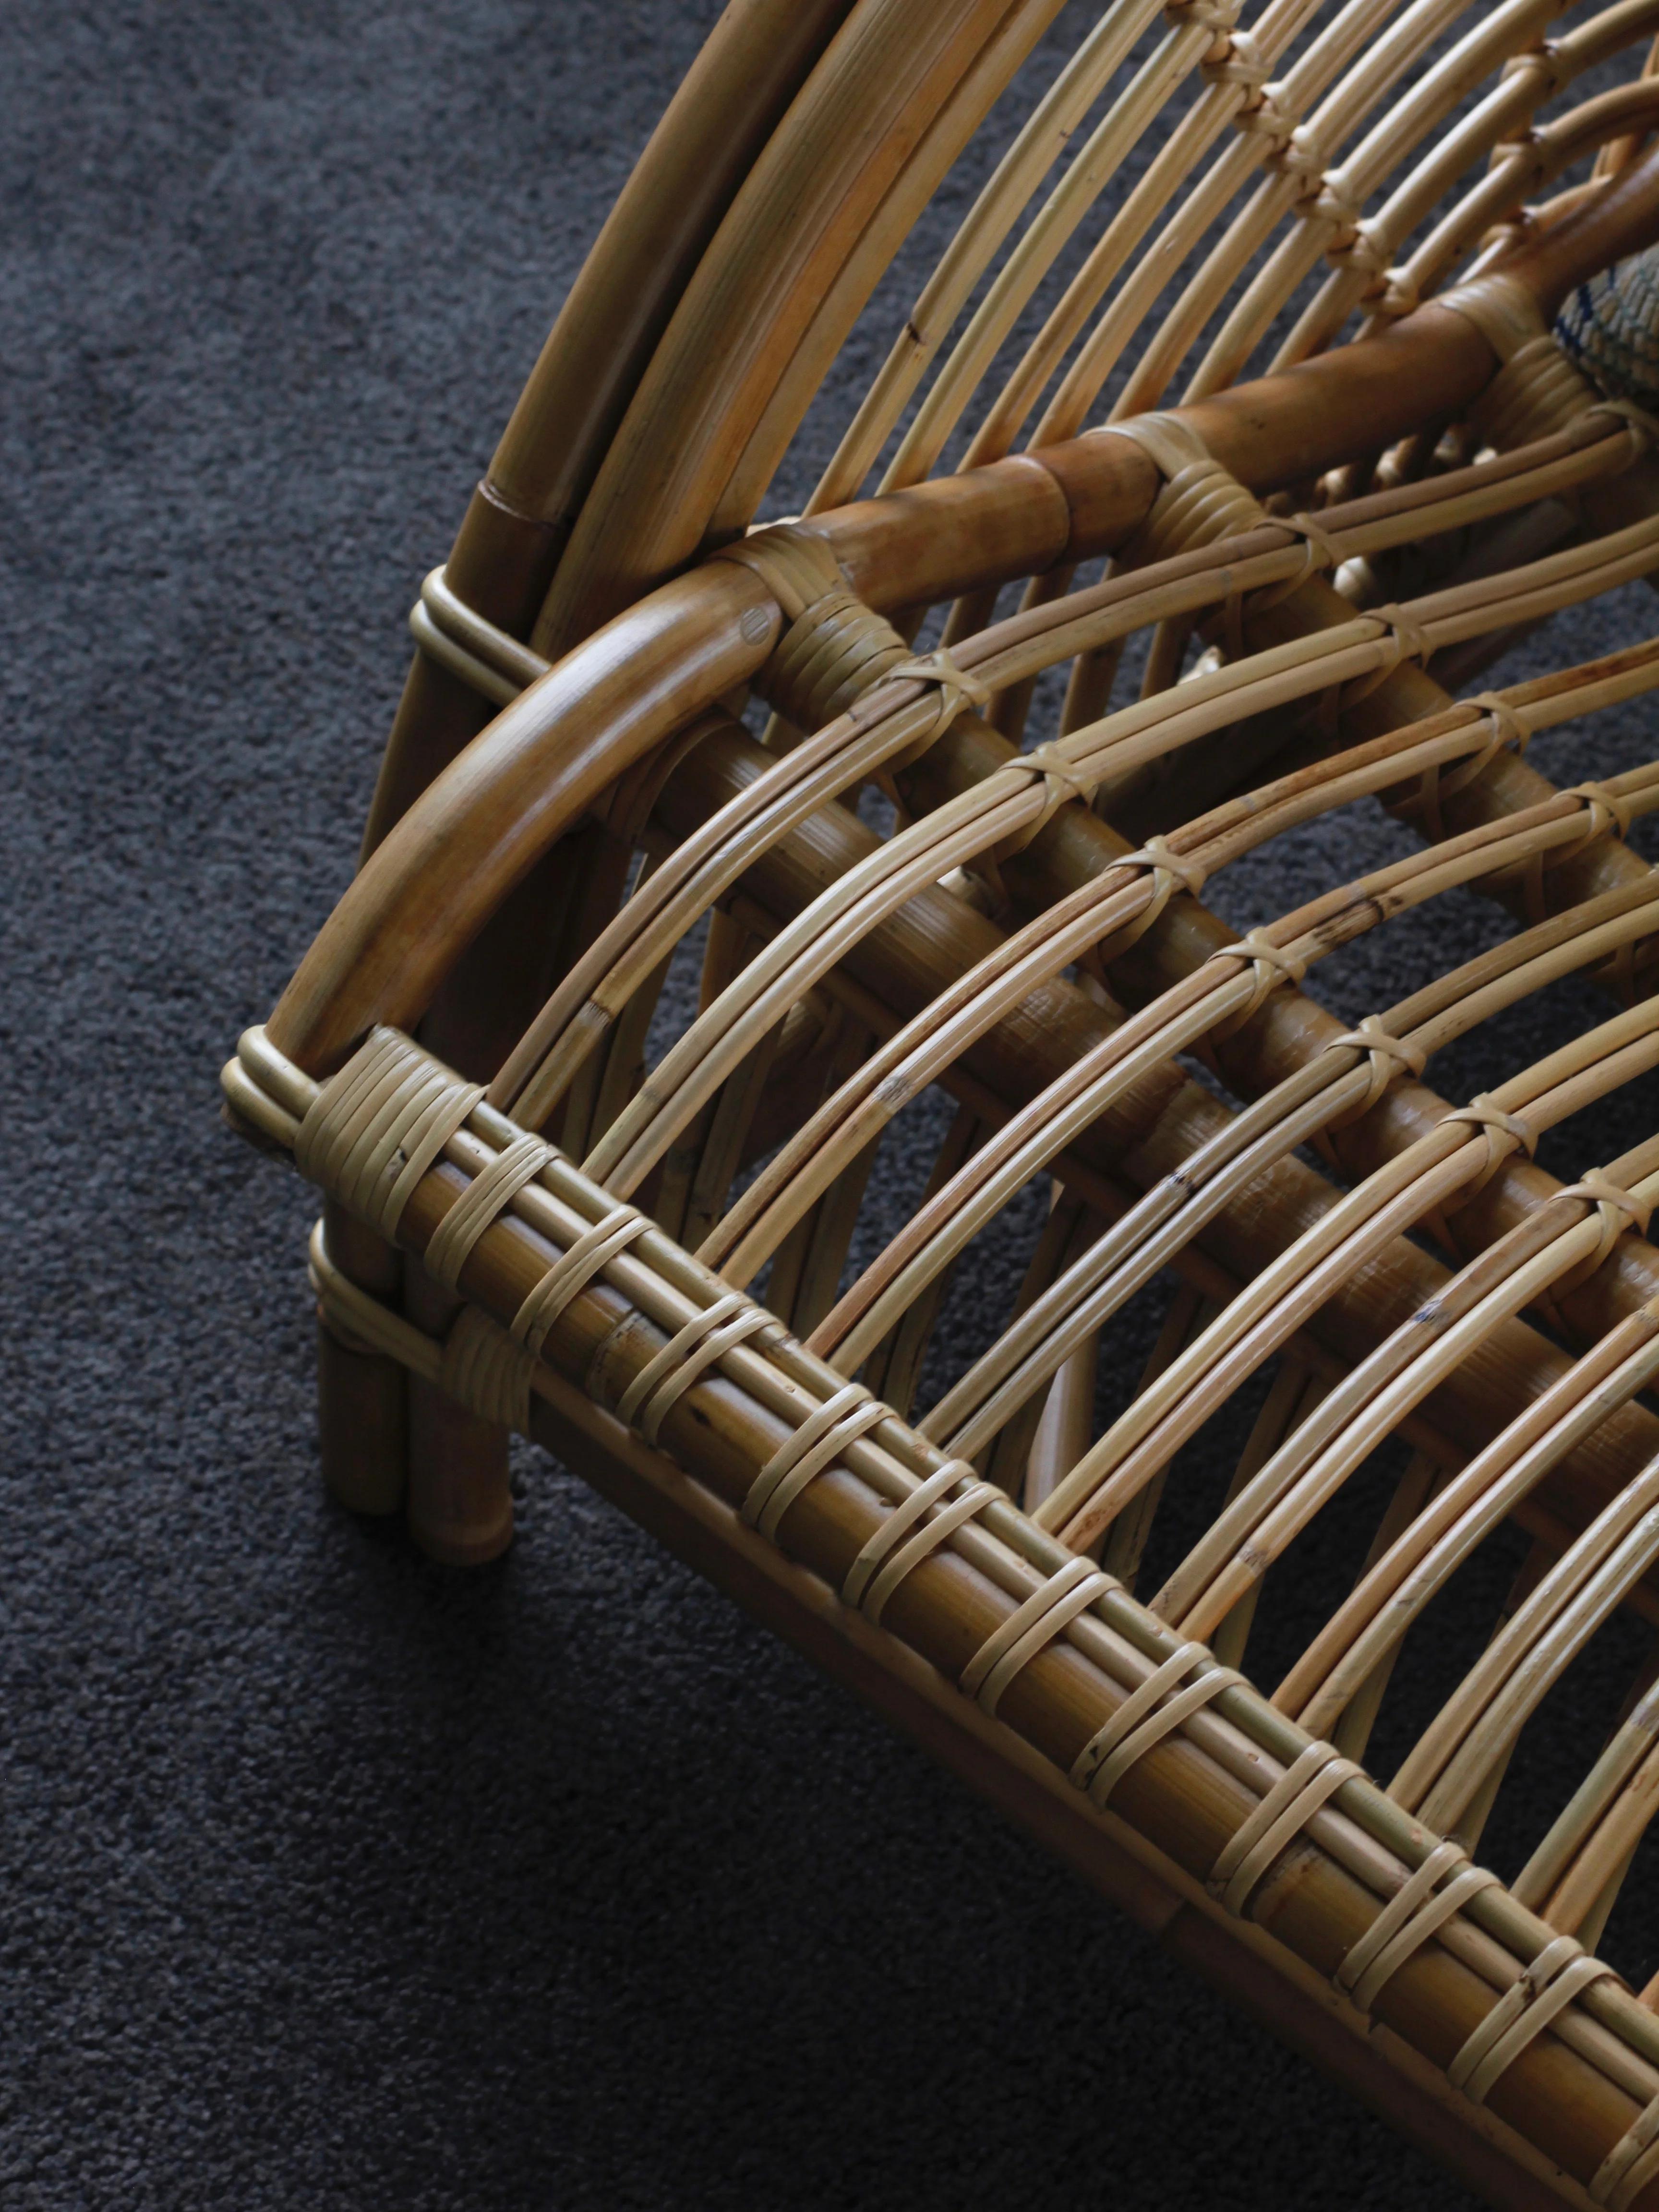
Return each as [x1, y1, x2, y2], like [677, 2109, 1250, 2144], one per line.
[316, 1200, 408, 1516]
[402, 1263, 514, 1565]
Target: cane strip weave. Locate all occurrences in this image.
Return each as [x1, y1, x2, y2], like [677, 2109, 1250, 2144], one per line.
[1448, 1933, 1619, 2107]
[613, 1291, 782, 1447]
[1069, 1643, 1246, 1810]
[839, 1462, 999, 1624]
[1592, 2081, 1659, 2211]
[1207, 1741, 1365, 1916]
[511, 1204, 652, 1357]
[1336, 1842, 1503, 2016]
[742, 1382, 892, 1541]
[959, 1554, 1118, 1718]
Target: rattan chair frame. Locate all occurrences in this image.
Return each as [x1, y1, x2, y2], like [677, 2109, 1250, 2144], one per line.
[223, 5, 1659, 2200]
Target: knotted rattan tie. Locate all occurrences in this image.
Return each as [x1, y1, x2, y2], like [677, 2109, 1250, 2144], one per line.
[1447, 1932, 1617, 2107]
[1314, 172, 1392, 292]
[1010, 743, 1101, 850]
[1413, 694, 1531, 842]
[1561, 779, 1637, 858]
[840, 1461, 1000, 1626]
[959, 1554, 1118, 1720]
[1547, 1169, 1655, 1307]
[1334, 1840, 1501, 2016]
[1163, 0, 1240, 37]
[1069, 1642, 1244, 1810]
[1209, 928, 1308, 1040]
[884, 646, 992, 742]
[1121, 834, 1207, 899]
[1326, 1016, 1427, 1125]
[1205, 24, 1267, 104]
[966, 737, 1106, 887]
[1440, 1094, 1539, 1205]
[301, 1033, 682, 1431]
[1511, 780, 1637, 925]
[1248, 509, 1345, 615]
[1580, 394, 1659, 455]
[1340, 601, 1432, 710]
[1094, 834, 1209, 963]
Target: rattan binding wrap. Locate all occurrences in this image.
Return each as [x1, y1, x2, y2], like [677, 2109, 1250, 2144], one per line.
[227, 3, 1659, 2200]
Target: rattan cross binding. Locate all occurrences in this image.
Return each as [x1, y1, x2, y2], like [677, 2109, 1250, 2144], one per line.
[224, 1, 1659, 2199]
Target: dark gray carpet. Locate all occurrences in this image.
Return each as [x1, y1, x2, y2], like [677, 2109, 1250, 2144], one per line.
[8, 6, 1659, 2207]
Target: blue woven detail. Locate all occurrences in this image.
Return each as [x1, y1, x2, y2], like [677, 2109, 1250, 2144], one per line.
[1555, 244, 1659, 410]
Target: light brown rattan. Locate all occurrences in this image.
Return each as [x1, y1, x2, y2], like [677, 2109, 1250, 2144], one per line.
[225, 2, 1659, 2201]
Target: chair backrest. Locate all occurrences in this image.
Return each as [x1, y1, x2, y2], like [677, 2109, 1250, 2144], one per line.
[373, 1, 1659, 835]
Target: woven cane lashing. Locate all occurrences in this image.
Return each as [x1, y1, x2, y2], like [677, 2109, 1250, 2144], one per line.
[229, 4, 1659, 2201]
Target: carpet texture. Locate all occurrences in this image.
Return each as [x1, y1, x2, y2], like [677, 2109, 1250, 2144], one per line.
[7, 6, 1659, 2207]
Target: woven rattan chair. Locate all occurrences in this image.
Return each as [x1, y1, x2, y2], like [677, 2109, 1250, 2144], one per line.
[224, 1, 1659, 2198]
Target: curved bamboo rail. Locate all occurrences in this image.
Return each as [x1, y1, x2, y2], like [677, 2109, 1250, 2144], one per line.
[269, 149, 1659, 1073]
